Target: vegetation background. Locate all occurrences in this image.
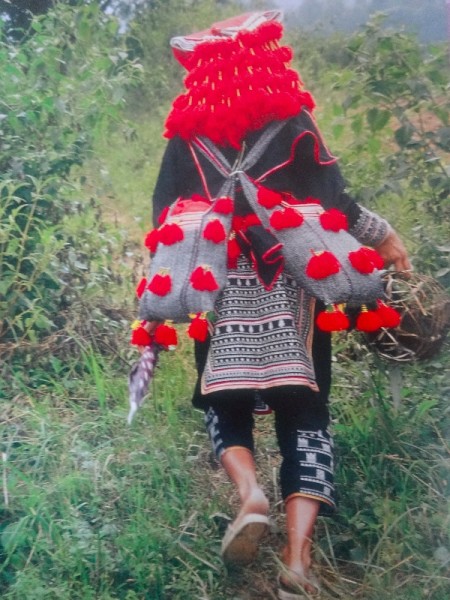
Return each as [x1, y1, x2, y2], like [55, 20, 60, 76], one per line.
[0, 1, 449, 598]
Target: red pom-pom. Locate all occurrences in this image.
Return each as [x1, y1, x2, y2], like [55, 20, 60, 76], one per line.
[213, 197, 234, 214]
[319, 208, 348, 232]
[316, 307, 350, 332]
[158, 222, 184, 245]
[227, 235, 241, 268]
[158, 206, 170, 225]
[203, 219, 227, 243]
[144, 229, 159, 253]
[190, 265, 219, 291]
[269, 207, 304, 230]
[136, 277, 147, 299]
[130, 326, 153, 346]
[187, 314, 209, 342]
[356, 307, 383, 332]
[367, 248, 384, 269]
[257, 186, 284, 209]
[349, 247, 385, 274]
[154, 323, 178, 347]
[148, 272, 172, 296]
[306, 251, 341, 279]
[376, 301, 401, 328]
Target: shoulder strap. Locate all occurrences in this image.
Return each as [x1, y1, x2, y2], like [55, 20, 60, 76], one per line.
[191, 120, 288, 185]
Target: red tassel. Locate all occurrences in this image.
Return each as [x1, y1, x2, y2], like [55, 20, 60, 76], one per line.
[154, 322, 178, 347]
[316, 306, 350, 332]
[144, 229, 159, 253]
[356, 307, 383, 332]
[269, 207, 304, 230]
[213, 197, 234, 214]
[158, 222, 184, 245]
[130, 325, 153, 347]
[349, 247, 385, 274]
[203, 219, 227, 243]
[158, 206, 170, 225]
[376, 300, 401, 328]
[257, 186, 284, 209]
[187, 313, 209, 342]
[227, 235, 241, 268]
[306, 251, 341, 279]
[148, 272, 172, 296]
[319, 208, 348, 232]
[136, 277, 147, 299]
[190, 265, 219, 291]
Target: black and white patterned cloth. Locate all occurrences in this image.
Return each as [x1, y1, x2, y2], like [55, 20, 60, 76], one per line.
[201, 257, 318, 395]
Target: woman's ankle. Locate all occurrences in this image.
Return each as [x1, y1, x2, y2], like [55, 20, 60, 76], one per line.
[237, 487, 269, 520]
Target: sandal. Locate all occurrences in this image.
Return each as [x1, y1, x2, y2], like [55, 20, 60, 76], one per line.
[277, 569, 320, 599]
[221, 513, 269, 565]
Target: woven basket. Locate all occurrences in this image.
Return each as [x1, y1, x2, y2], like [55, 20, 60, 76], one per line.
[365, 272, 450, 362]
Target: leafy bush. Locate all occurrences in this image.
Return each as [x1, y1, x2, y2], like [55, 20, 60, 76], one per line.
[291, 18, 450, 283]
[0, 3, 141, 346]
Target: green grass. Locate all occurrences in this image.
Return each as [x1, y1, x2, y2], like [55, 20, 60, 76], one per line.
[1, 333, 449, 599]
[82, 109, 171, 239]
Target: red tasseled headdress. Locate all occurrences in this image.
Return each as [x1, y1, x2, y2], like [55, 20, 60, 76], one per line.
[165, 11, 315, 149]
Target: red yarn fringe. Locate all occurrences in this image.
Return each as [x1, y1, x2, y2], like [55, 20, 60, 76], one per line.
[376, 300, 401, 328]
[158, 222, 184, 245]
[306, 251, 341, 279]
[356, 307, 383, 332]
[227, 236, 241, 268]
[348, 247, 384, 274]
[203, 219, 227, 243]
[257, 186, 284, 209]
[135, 277, 147, 299]
[148, 272, 172, 296]
[154, 323, 178, 347]
[187, 314, 209, 342]
[165, 21, 315, 148]
[269, 206, 304, 230]
[144, 229, 159, 253]
[319, 208, 348, 232]
[316, 306, 350, 332]
[213, 197, 234, 214]
[130, 325, 153, 347]
[190, 265, 219, 291]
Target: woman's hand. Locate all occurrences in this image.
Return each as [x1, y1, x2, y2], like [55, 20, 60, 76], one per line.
[375, 229, 412, 273]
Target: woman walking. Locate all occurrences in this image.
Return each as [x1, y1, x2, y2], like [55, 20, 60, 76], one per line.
[140, 10, 410, 598]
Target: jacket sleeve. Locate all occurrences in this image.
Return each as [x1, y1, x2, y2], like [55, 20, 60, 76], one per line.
[152, 138, 181, 226]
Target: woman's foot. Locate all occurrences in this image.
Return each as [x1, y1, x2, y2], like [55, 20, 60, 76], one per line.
[221, 512, 270, 565]
[236, 486, 269, 522]
[221, 487, 270, 565]
[279, 547, 320, 596]
[219, 448, 270, 565]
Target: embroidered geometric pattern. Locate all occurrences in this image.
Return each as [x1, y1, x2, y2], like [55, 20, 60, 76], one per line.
[201, 256, 318, 394]
[295, 428, 335, 507]
[204, 407, 226, 458]
[349, 205, 392, 248]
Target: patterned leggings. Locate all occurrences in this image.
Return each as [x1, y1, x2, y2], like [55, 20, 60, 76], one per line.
[203, 393, 335, 515]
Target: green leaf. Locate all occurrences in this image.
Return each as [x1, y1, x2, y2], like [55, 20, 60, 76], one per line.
[436, 127, 450, 151]
[394, 124, 414, 147]
[366, 108, 390, 133]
